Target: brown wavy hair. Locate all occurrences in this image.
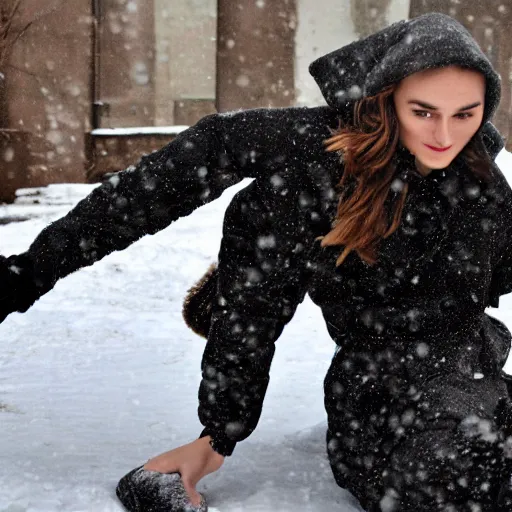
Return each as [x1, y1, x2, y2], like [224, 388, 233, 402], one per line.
[320, 85, 494, 267]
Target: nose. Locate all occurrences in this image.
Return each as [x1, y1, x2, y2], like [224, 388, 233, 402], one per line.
[433, 119, 452, 148]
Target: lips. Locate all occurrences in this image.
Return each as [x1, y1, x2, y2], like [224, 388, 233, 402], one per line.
[424, 144, 452, 153]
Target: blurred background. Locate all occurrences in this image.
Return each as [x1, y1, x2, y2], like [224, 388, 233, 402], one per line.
[0, 0, 510, 203]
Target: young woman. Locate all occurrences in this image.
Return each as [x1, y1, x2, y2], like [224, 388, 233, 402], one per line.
[1, 12, 512, 511]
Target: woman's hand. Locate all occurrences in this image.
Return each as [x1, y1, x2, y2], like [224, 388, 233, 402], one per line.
[0, 254, 39, 323]
[143, 436, 225, 507]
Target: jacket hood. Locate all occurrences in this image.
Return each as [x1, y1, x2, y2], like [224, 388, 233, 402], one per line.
[309, 13, 501, 125]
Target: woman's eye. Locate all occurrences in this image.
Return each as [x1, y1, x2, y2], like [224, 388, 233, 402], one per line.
[413, 110, 432, 118]
[455, 112, 473, 120]
[412, 110, 474, 120]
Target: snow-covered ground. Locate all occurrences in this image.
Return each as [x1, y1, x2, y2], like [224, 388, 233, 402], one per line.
[1, 149, 512, 512]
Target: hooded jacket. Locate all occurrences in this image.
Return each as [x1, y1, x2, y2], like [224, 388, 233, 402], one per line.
[2, 13, 511, 458]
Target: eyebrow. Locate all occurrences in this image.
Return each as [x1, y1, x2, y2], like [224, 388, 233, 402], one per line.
[408, 100, 482, 112]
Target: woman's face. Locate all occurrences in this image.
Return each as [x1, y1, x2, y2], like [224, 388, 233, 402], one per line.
[393, 66, 485, 175]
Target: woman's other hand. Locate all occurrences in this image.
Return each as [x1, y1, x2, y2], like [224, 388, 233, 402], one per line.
[143, 436, 225, 507]
[0, 254, 40, 323]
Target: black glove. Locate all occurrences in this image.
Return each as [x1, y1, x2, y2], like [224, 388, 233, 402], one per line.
[0, 253, 39, 323]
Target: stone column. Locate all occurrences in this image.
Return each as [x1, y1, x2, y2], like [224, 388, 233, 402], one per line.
[154, 0, 217, 126]
[95, 0, 156, 128]
[350, 0, 394, 38]
[216, 0, 297, 112]
[5, 0, 93, 185]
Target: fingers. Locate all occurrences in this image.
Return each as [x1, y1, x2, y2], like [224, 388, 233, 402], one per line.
[143, 454, 178, 473]
[141, 440, 217, 508]
[142, 457, 202, 507]
[142, 459, 158, 471]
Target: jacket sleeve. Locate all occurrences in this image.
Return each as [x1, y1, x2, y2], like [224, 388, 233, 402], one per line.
[13, 108, 308, 307]
[197, 181, 310, 456]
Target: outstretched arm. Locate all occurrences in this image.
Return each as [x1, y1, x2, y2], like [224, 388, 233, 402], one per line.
[19, 114, 243, 297]
[0, 113, 240, 318]
[0, 107, 325, 320]
[0, 105, 337, 321]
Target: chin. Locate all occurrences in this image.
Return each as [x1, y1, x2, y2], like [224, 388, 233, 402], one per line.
[417, 154, 455, 171]
[428, 161, 453, 170]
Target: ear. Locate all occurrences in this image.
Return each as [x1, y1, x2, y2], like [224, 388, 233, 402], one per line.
[182, 263, 218, 339]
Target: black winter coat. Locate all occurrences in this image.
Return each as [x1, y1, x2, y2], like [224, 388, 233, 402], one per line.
[3, 105, 511, 452]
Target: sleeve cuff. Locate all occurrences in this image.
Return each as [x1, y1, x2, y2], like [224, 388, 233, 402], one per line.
[199, 428, 237, 457]
[5, 254, 40, 313]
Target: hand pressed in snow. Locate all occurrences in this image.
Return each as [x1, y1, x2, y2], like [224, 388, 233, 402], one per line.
[143, 436, 225, 507]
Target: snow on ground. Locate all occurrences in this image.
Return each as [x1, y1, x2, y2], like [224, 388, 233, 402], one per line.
[1, 148, 512, 512]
